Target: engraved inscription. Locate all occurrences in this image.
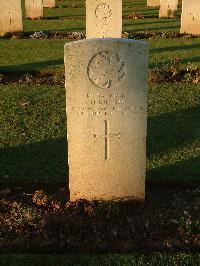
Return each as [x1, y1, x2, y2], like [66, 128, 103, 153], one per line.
[96, 23, 111, 38]
[88, 51, 126, 89]
[95, 3, 112, 22]
[94, 120, 120, 160]
[72, 93, 146, 116]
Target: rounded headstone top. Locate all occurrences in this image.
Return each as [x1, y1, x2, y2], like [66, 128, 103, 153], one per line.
[64, 38, 149, 48]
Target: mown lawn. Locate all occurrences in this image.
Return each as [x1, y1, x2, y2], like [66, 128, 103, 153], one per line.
[20, 0, 181, 33]
[1, 83, 199, 184]
[0, 38, 200, 73]
[1, 0, 200, 73]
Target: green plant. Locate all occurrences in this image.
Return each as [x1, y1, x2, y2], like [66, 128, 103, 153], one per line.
[178, 210, 200, 245]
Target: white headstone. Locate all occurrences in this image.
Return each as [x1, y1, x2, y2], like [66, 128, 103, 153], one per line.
[0, 0, 23, 36]
[159, 0, 178, 18]
[86, 0, 122, 38]
[65, 39, 149, 201]
[43, 0, 55, 8]
[25, 0, 43, 19]
[147, 0, 160, 7]
[181, 0, 200, 35]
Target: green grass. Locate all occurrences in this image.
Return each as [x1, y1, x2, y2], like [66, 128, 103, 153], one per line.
[123, 18, 180, 32]
[147, 83, 200, 183]
[1, 83, 199, 184]
[0, 2, 199, 184]
[0, 39, 66, 72]
[0, 85, 66, 184]
[1, 253, 200, 266]
[0, 0, 199, 74]
[23, 17, 85, 33]
[19, 0, 182, 33]
[0, 38, 200, 73]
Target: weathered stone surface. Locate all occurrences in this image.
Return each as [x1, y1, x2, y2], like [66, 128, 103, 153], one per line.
[159, 0, 178, 18]
[147, 0, 160, 7]
[43, 0, 55, 8]
[25, 0, 43, 19]
[181, 0, 200, 35]
[0, 0, 23, 36]
[86, 0, 122, 38]
[65, 39, 149, 201]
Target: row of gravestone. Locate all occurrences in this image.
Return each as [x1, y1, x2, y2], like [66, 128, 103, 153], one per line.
[0, 0, 200, 37]
[148, 0, 200, 36]
[0, 0, 55, 36]
[26, 0, 55, 18]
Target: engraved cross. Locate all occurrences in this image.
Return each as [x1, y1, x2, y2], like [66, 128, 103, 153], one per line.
[9, 11, 12, 26]
[94, 120, 120, 160]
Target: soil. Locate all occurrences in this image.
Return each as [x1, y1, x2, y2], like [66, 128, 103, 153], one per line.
[0, 182, 199, 254]
[1, 65, 200, 86]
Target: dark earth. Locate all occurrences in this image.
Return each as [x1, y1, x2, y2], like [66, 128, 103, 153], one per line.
[0, 60, 200, 86]
[1, 30, 199, 40]
[0, 182, 199, 254]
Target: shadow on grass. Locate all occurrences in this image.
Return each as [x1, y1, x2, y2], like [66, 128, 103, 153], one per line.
[51, 27, 85, 32]
[130, 19, 178, 26]
[123, 9, 158, 13]
[123, 2, 146, 7]
[0, 138, 68, 185]
[147, 157, 200, 187]
[1, 106, 199, 186]
[44, 15, 85, 20]
[147, 105, 200, 158]
[145, 25, 179, 31]
[142, 14, 159, 18]
[123, 24, 179, 31]
[149, 56, 200, 68]
[0, 59, 64, 72]
[147, 105, 200, 186]
[150, 43, 200, 54]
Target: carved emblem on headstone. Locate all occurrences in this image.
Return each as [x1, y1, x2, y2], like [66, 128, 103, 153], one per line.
[95, 3, 112, 21]
[87, 51, 126, 89]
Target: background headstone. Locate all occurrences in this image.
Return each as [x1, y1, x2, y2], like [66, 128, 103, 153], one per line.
[65, 39, 149, 201]
[159, 0, 178, 18]
[147, 0, 160, 7]
[0, 0, 23, 36]
[181, 0, 200, 35]
[25, 0, 43, 19]
[86, 0, 122, 38]
[43, 0, 55, 8]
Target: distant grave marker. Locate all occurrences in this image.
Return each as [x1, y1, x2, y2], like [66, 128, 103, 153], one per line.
[25, 0, 43, 19]
[65, 39, 149, 201]
[159, 0, 178, 18]
[43, 0, 55, 8]
[147, 0, 160, 7]
[0, 0, 23, 36]
[181, 0, 200, 35]
[86, 0, 122, 38]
